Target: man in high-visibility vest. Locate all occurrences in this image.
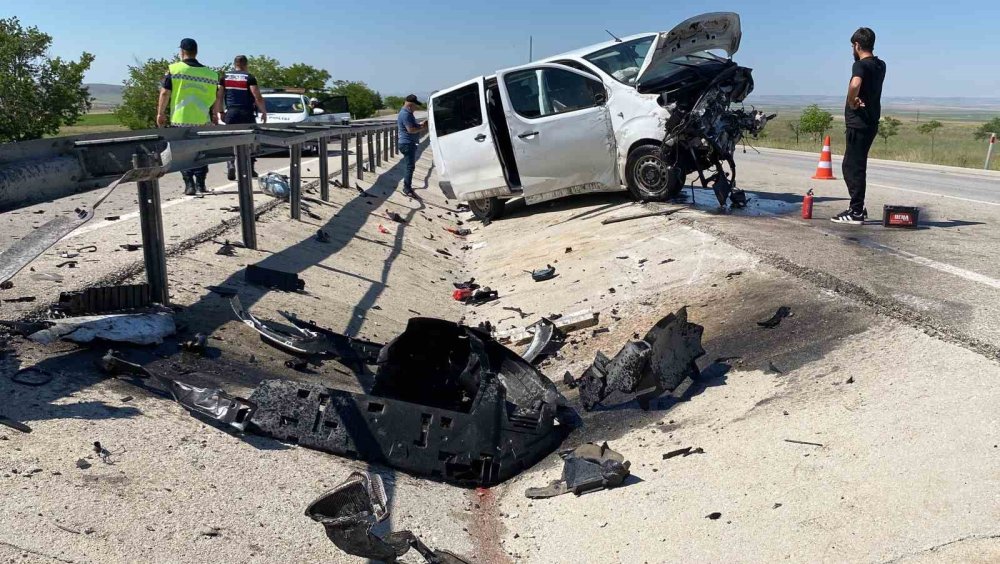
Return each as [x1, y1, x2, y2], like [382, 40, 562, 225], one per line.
[156, 38, 220, 195]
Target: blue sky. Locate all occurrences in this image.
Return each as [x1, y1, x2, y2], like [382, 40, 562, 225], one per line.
[5, 0, 1000, 98]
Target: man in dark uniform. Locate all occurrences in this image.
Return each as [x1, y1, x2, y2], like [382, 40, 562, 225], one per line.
[832, 27, 886, 225]
[157, 38, 220, 195]
[218, 55, 268, 180]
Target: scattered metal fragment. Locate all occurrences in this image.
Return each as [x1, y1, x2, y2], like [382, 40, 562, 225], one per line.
[27, 312, 175, 345]
[306, 471, 472, 563]
[59, 252, 79, 259]
[784, 439, 823, 447]
[119, 243, 141, 252]
[55, 260, 78, 268]
[601, 207, 684, 225]
[77, 245, 97, 253]
[245, 264, 305, 292]
[11, 367, 54, 386]
[3, 296, 36, 303]
[575, 307, 704, 411]
[530, 264, 556, 282]
[662, 446, 704, 459]
[250, 317, 577, 487]
[521, 319, 565, 365]
[502, 306, 531, 319]
[660, 258, 675, 265]
[436, 248, 452, 257]
[104, 215, 120, 221]
[496, 310, 598, 346]
[525, 442, 631, 499]
[757, 306, 792, 328]
[97, 351, 256, 432]
[54, 284, 152, 315]
[726, 271, 743, 279]
[0, 416, 31, 433]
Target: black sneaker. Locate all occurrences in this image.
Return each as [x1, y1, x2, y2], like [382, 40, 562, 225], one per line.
[862, 208, 869, 219]
[402, 188, 418, 199]
[830, 209, 864, 225]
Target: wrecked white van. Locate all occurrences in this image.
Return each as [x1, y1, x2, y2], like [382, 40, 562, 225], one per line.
[429, 12, 772, 221]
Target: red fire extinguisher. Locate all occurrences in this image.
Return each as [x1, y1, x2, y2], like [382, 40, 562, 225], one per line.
[802, 189, 814, 219]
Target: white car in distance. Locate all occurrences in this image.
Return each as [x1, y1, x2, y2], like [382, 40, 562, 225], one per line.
[429, 12, 771, 221]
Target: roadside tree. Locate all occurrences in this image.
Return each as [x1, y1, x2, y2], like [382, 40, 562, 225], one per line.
[384, 95, 406, 110]
[878, 116, 902, 147]
[917, 120, 943, 158]
[0, 17, 94, 141]
[329, 80, 381, 119]
[973, 117, 1000, 141]
[799, 104, 833, 141]
[787, 121, 802, 144]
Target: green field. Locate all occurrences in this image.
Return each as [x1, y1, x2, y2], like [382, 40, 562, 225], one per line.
[751, 115, 1000, 171]
[55, 111, 127, 136]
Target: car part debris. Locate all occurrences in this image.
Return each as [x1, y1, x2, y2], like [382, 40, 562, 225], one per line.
[245, 264, 305, 292]
[0, 417, 31, 433]
[467, 287, 498, 305]
[530, 264, 556, 282]
[181, 333, 208, 354]
[521, 319, 565, 365]
[0, 280, 12, 289]
[55, 260, 77, 268]
[707, 512, 722, 520]
[250, 317, 577, 487]
[445, 227, 471, 237]
[601, 207, 684, 225]
[306, 471, 472, 563]
[206, 285, 238, 298]
[453, 278, 479, 290]
[726, 271, 743, 279]
[230, 297, 382, 369]
[97, 350, 256, 432]
[0, 153, 168, 286]
[216, 241, 237, 256]
[784, 439, 823, 447]
[525, 442, 630, 499]
[284, 358, 308, 371]
[502, 306, 531, 319]
[59, 252, 79, 259]
[757, 306, 791, 328]
[53, 284, 152, 315]
[77, 245, 97, 253]
[575, 307, 704, 411]
[119, 243, 141, 252]
[259, 172, 290, 199]
[25, 312, 175, 346]
[11, 367, 54, 386]
[662, 446, 704, 459]
[3, 296, 36, 303]
[316, 229, 331, 243]
[497, 309, 599, 346]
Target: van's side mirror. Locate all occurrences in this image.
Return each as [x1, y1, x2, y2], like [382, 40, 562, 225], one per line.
[594, 92, 607, 106]
[312, 108, 325, 115]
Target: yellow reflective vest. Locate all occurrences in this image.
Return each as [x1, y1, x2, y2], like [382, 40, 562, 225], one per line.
[168, 61, 218, 126]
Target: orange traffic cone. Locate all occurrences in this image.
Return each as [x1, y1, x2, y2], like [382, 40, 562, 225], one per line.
[811, 135, 837, 180]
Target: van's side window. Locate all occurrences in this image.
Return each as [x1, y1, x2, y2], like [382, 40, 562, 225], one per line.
[504, 68, 606, 119]
[433, 83, 483, 137]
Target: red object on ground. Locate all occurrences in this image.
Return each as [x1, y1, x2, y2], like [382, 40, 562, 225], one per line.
[378, 224, 390, 235]
[802, 189, 814, 219]
[453, 288, 472, 301]
[882, 205, 920, 228]
[812, 136, 837, 180]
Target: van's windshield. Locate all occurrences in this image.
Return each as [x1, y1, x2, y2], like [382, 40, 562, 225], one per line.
[583, 36, 654, 85]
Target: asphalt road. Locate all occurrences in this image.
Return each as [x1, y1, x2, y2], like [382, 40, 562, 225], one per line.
[713, 147, 1000, 356]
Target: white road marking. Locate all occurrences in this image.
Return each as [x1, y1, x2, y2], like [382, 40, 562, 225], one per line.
[64, 157, 322, 240]
[868, 182, 1000, 207]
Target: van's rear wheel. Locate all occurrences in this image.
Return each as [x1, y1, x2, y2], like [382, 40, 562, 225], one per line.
[468, 197, 505, 222]
[625, 145, 684, 201]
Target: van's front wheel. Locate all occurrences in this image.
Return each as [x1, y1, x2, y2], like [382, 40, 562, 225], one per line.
[468, 197, 505, 222]
[625, 145, 684, 201]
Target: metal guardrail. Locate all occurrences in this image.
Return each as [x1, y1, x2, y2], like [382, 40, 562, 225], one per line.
[0, 120, 400, 306]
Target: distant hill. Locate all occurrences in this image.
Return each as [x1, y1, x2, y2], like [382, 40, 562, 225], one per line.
[85, 83, 123, 110]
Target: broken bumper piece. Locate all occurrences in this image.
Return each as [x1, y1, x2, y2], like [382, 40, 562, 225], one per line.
[306, 471, 471, 563]
[525, 442, 631, 499]
[577, 307, 704, 411]
[249, 317, 578, 487]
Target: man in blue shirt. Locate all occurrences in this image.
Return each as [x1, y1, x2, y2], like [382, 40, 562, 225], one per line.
[397, 94, 428, 198]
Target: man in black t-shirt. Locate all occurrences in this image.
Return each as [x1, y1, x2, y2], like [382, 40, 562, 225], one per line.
[832, 27, 886, 225]
[218, 55, 268, 180]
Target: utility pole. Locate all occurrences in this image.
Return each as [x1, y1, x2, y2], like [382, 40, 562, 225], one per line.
[986, 133, 997, 170]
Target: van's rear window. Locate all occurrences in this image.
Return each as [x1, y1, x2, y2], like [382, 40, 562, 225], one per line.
[433, 83, 483, 137]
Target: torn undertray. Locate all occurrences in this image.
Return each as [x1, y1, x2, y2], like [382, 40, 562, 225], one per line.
[525, 442, 631, 499]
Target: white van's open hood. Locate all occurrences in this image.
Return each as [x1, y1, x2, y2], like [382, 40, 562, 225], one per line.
[636, 12, 742, 89]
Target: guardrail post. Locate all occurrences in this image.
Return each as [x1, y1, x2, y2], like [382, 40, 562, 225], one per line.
[236, 144, 257, 249]
[290, 143, 302, 220]
[391, 128, 397, 156]
[133, 151, 169, 305]
[367, 131, 375, 173]
[375, 129, 382, 168]
[383, 128, 389, 161]
[341, 133, 349, 188]
[318, 136, 330, 202]
[356, 132, 364, 180]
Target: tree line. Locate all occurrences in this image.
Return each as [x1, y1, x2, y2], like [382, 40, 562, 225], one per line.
[0, 17, 408, 141]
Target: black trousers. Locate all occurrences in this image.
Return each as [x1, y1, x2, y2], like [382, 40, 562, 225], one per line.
[842, 127, 878, 214]
[224, 108, 257, 172]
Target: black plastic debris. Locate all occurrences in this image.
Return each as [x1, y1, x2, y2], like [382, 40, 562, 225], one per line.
[662, 446, 704, 459]
[530, 265, 556, 282]
[120, 243, 141, 252]
[284, 358, 308, 371]
[181, 333, 208, 354]
[575, 307, 704, 411]
[706, 512, 722, 520]
[11, 367, 54, 387]
[525, 442, 630, 499]
[726, 271, 743, 279]
[55, 260, 77, 269]
[98, 351, 256, 432]
[453, 278, 479, 291]
[316, 229, 331, 243]
[757, 306, 791, 328]
[467, 287, 498, 305]
[54, 284, 152, 315]
[216, 241, 237, 256]
[502, 306, 532, 319]
[249, 318, 577, 487]
[522, 319, 565, 365]
[0, 280, 12, 290]
[3, 296, 35, 303]
[245, 264, 305, 292]
[307, 471, 471, 563]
